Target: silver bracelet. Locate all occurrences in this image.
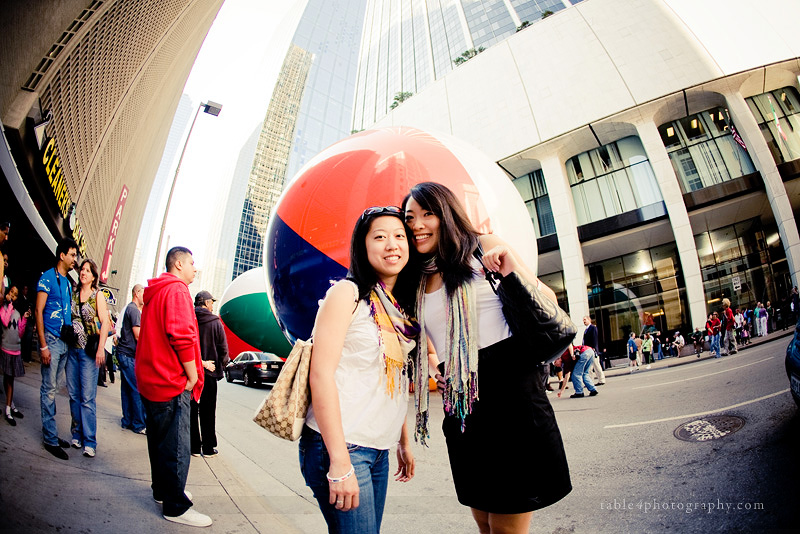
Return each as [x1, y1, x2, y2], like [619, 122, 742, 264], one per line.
[326, 465, 354, 483]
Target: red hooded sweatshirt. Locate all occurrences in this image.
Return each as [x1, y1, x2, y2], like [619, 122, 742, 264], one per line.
[135, 272, 204, 402]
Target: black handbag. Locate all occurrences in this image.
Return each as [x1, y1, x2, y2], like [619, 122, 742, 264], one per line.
[474, 247, 577, 364]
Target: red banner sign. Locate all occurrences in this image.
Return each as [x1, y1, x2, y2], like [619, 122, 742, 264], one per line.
[100, 185, 128, 283]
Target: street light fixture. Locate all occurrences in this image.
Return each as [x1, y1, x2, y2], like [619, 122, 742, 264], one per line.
[152, 100, 222, 278]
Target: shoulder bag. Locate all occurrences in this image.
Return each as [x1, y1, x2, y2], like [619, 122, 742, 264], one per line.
[474, 246, 577, 364]
[253, 281, 360, 441]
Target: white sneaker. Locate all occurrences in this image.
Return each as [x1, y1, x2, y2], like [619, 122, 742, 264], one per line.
[154, 490, 192, 504]
[83, 446, 96, 458]
[163, 508, 212, 527]
[70, 439, 82, 449]
[646, 365, 651, 369]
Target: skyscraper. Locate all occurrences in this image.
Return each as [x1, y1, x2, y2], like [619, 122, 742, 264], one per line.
[352, 0, 575, 130]
[230, 0, 368, 278]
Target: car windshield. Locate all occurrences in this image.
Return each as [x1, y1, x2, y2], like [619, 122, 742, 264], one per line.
[257, 353, 282, 362]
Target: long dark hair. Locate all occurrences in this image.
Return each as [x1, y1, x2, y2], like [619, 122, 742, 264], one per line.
[347, 209, 418, 313]
[403, 182, 480, 294]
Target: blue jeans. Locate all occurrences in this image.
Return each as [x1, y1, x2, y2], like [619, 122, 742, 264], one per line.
[118, 352, 146, 432]
[710, 333, 721, 358]
[299, 426, 389, 534]
[40, 332, 69, 447]
[571, 348, 597, 395]
[66, 347, 99, 448]
[141, 390, 193, 517]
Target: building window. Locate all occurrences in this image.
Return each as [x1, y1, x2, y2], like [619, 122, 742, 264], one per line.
[746, 86, 800, 165]
[695, 218, 788, 314]
[658, 106, 755, 193]
[566, 136, 662, 226]
[538, 270, 567, 312]
[512, 169, 555, 237]
[585, 242, 687, 356]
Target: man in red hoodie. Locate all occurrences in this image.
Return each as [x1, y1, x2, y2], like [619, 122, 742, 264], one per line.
[135, 246, 209, 527]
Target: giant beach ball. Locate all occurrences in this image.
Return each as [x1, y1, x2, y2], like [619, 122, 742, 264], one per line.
[218, 267, 292, 359]
[267, 126, 537, 342]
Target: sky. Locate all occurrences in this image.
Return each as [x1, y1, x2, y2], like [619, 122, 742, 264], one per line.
[153, 0, 306, 273]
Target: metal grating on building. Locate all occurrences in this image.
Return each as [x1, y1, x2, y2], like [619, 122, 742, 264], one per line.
[30, 0, 223, 299]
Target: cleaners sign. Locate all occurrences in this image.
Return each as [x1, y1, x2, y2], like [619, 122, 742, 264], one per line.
[100, 185, 128, 283]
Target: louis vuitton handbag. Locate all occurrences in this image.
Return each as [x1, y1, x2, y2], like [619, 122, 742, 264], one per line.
[475, 246, 577, 364]
[253, 338, 313, 441]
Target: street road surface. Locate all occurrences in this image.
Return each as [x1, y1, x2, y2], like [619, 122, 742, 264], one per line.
[216, 337, 797, 533]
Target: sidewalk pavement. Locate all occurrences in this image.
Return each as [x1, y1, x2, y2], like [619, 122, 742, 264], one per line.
[0, 359, 303, 534]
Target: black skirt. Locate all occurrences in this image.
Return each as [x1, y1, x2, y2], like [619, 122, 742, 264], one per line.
[442, 335, 571, 514]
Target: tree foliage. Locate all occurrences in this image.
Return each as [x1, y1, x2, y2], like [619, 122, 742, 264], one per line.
[452, 47, 486, 66]
[389, 91, 414, 110]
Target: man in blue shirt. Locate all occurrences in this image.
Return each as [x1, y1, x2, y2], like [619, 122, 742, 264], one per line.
[35, 238, 78, 460]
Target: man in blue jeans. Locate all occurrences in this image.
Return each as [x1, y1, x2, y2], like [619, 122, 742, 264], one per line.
[35, 238, 78, 460]
[569, 345, 599, 398]
[116, 284, 146, 434]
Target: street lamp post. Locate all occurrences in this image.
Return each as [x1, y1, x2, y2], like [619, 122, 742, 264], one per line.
[152, 100, 222, 278]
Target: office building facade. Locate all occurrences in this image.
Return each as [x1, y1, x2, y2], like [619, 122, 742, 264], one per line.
[229, 0, 368, 279]
[366, 0, 800, 352]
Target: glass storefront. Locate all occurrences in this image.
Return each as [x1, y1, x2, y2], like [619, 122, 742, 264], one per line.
[512, 169, 556, 238]
[746, 86, 800, 165]
[583, 242, 688, 357]
[696, 217, 789, 313]
[565, 136, 662, 225]
[658, 106, 755, 193]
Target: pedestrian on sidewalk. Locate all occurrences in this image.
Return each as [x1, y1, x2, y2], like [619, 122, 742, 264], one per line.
[35, 238, 79, 460]
[582, 316, 605, 385]
[135, 247, 211, 527]
[759, 302, 769, 337]
[691, 327, 704, 356]
[568, 345, 599, 398]
[556, 348, 576, 398]
[627, 333, 639, 372]
[0, 221, 9, 300]
[117, 285, 146, 434]
[190, 290, 228, 458]
[641, 332, 653, 369]
[1, 285, 29, 425]
[66, 258, 109, 459]
[721, 298, 738, 355]
[671, 331, 685, 357]
[707, 312, 721, 358]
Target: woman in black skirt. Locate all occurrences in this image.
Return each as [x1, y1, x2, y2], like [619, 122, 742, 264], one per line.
[403, 182, 571, 533]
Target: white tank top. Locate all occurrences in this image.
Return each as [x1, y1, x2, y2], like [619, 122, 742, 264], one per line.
[306, 286, 408, 450]
[423, 265, 511, 364]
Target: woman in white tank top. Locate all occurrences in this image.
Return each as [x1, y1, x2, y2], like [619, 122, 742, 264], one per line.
[299, 206, 421, 534]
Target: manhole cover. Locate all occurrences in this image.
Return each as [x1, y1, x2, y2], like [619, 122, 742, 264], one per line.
[674, 415, 745, 442]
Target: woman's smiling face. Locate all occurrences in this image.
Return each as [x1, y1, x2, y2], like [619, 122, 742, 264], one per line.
[404, 197, 440, 256]
[365, 215, 409, 283]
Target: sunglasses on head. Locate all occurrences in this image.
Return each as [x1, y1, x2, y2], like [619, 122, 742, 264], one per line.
[361, 206, 403, 220]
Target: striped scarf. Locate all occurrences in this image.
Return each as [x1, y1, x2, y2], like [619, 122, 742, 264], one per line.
[414, 272, 479, 445]
[369, 282, 420, 398]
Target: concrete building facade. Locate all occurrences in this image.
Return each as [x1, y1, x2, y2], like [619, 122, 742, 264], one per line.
[1, 0, 225, 308]
[365, 0, 800, 352]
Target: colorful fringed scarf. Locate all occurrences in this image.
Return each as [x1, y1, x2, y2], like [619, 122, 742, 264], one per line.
[369, 282, 420, 398]
[414, 260, 479, 445]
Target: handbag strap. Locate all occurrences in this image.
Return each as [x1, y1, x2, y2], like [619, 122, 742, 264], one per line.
[472, 243, 501, 295]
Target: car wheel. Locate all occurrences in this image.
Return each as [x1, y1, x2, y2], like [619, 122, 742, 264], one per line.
[225, 370, 233, 383]
[243, 372, 252, 387]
